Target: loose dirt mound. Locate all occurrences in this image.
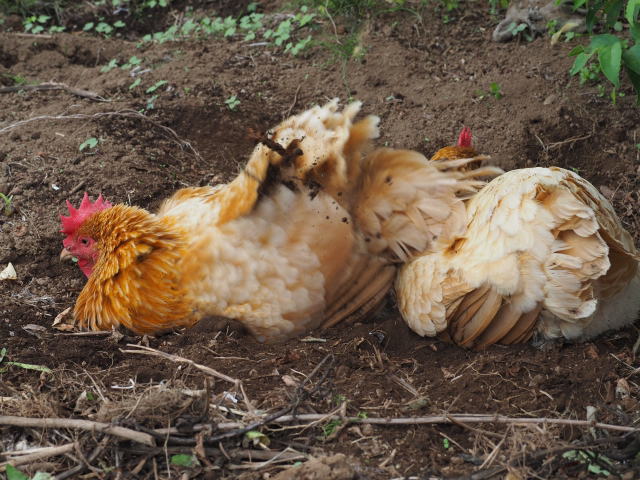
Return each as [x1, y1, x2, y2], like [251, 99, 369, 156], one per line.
[1, 1, 640, 478]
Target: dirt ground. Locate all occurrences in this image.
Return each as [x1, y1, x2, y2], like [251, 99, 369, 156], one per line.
[1, 1, 640, 478]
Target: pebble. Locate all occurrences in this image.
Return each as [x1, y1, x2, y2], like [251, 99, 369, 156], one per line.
[361, 423, 374, 436]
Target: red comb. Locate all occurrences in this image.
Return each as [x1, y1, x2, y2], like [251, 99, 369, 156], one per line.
[457, 127, 472, 147]
[60, 192, 112, 235]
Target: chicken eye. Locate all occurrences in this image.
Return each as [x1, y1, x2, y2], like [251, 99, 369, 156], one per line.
[80, 238, 89, 246]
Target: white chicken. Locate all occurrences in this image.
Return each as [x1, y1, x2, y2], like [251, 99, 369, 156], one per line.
[397, 135, 640, 349]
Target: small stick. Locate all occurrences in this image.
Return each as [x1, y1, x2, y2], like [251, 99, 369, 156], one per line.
[284, 85, 302, 119]
[121, 344, 239, 385]
[0, 443, 77, 471]
[55, 438, 108, 480]
[68, 180, 86, 195]
[0, 416, 155, 446]
[0, 82, 107, 102]
[154, 413, 640, 435]
[14, 33, 53, 39]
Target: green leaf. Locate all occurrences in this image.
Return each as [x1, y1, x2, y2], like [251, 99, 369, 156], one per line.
[623, 44, 640, 73]
[598, 41, 622, 87]
[113, 20, 126, 28]
[570, 52, 592, 75]
[79, 137, 99, 151]
[626, 0, 640, 25]
[6, 465, 30, 480]
[3, 361, 52, 373]
[83, 22, 94, 31]
[568, 45, 585, 56]
[604, 0, 623, 28]
[626, 68, 640, 102]
[170, 454, 199, 467]
[146, 80, 168, 93]
[0, 347, 6, 363]
[588, 33, 619, 50]
[129, 78, 141, 90]
[587, 463, 610, 475]
[32, 473, 54, 480]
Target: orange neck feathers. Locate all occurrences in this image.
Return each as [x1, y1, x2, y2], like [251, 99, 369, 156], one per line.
[74, 205, 195, 334]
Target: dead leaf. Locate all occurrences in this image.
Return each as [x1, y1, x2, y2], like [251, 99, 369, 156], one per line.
[0, 263, 17, 281]
[54, 324, 76, 332]
[616, 378, 631, 399]
[52, 307, 73, 329]
[282, 374, 299, 388]
[22, 324, 48, 338]
[584, 344, 599, 359]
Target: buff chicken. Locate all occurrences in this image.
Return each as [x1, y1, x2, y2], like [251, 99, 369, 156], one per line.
[396, 129, 640, 349]
[59, 100, 494, 342]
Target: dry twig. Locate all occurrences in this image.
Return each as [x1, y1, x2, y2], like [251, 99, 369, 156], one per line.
[0, 416, 155, 446]
[121, 344, 239, 385]
[0, 443, 77, 472]
[0, 82, 107, 102]
[153, 412, 640, 436]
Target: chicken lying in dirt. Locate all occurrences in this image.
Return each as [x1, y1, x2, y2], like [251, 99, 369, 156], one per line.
[397, 129, 640, 349]
[59, 100, 494, 342]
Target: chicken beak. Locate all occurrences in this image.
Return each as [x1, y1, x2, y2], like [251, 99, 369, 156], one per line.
[60, 247, 76, 263]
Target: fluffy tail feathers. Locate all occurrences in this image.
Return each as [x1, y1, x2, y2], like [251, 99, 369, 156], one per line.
[353, 150, 502, 262]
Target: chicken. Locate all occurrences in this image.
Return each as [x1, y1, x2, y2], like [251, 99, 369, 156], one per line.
[60, 100, 491, 342]
[396, 130, 640, 349]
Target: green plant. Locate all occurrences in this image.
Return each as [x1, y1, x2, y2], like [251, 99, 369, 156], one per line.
[0, 192, 13, 216]
[5, 464, 53, 480]
[225, 95, 240, 110]
[170, 454, 199, 467]
[23, 14, 49, 33]
[121, 55, 142, 70]
[79, 137, 99, 152]
[146, 80, 167, 93]
[476, 82, 504, 100]
[82, 17, 124, 37]
[1, 73, 27, 85]
[568, 0, 640, 102]
[489, 82, 504, 98]
[322, 419, 342, 436]
[100, 58, 119, 73]
[0, 347, 52, 373]
[243, 430, 270, 447]
[145, 94, 159, 110]
[506, 21, 533, 41]
[562, 450, 613, 476]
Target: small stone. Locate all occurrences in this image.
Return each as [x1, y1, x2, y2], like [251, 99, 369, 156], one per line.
[361, 423, 374, 436]
[543, 94, 557, 105]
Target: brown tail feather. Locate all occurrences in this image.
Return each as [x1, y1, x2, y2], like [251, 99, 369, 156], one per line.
[322, 264, 395, 328]
[499, 304, 543, 345]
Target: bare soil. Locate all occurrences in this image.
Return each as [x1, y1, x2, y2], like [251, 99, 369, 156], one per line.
[1, 1, 640, 479]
